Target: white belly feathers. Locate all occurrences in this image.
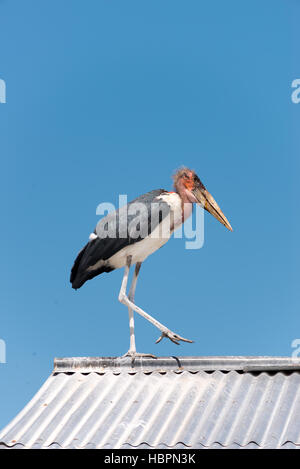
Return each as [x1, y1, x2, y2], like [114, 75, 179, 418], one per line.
[108, 192, 190, 269]
[87, 191, 192, 271]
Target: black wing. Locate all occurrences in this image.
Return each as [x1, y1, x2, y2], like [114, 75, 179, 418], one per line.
[70, 189, 170, 289]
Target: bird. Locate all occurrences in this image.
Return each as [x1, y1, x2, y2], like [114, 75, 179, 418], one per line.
[70, 167, 232, 359]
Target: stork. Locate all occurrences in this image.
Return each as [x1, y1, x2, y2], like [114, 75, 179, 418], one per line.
[70, 167, 232, 358]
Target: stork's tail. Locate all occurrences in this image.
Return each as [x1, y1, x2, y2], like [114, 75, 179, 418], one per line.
[70, 242, 113, 289]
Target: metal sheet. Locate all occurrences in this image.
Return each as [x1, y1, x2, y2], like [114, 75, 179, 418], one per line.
[1, 357, 300, 449]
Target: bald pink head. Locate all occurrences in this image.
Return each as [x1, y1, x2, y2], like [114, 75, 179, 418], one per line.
[172, 166, 233, 231]
[173, 167, 205, 203]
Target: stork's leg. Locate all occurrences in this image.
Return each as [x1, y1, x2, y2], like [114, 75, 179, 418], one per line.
[118, 256, 193, 346]
[126, 262, 140, 354]
[121, 260, 156, 359]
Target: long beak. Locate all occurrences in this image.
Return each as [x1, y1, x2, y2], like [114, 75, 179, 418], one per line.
[192, 187, 233, 231]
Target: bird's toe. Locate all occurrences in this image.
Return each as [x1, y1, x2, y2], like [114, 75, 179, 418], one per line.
[122, 351, 157, 362]
[155, 331, 193, 345]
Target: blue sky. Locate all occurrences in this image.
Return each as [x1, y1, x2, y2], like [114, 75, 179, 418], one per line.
[0, 0, 299, 428]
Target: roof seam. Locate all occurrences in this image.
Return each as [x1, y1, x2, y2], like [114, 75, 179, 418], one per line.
[4, 439, 300, 448]
[52, 370, 300, 376]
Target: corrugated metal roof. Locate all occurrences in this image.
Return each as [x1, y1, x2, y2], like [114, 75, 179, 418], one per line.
[1, 356, 300, 449]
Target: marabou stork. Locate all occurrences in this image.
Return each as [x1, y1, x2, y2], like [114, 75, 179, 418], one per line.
[70, 167, 232, 358]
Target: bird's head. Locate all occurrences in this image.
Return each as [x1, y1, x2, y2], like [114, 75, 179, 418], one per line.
[173, 167, 233, 231]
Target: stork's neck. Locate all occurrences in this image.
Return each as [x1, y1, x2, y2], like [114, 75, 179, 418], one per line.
[175, 182, 194, 221]
[175, 179, 195, 203]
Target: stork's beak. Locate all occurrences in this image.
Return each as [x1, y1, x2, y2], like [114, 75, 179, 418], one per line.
[192, 186, 233, 231]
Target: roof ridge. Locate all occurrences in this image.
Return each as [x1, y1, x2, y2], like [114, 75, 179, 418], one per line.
[53, 356, 300, 373]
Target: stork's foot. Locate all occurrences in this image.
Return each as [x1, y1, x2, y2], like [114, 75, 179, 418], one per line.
[122, 351, 157, 362]
[155, 330, 194, 345]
